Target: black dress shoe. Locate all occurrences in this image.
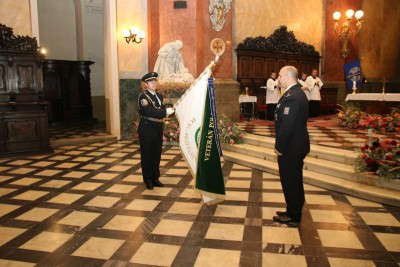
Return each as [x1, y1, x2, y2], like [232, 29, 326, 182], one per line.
[145, 182, 153, 190]
[273, 215, 300, 225]
[153, 180, 164, 187]
[276, 211, 286, 216]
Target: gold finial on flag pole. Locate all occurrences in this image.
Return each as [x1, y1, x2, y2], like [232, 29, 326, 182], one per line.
[209, 38, 225, 69]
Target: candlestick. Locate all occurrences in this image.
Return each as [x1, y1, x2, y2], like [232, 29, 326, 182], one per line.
[352, 80, 357, 94]
[382, 78, 387, 95]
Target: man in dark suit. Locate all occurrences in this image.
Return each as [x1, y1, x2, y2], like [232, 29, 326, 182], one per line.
[273, 66, 310, 225]
[138, 72, 174, 190]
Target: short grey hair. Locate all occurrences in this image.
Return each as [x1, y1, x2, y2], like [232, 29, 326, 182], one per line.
[284, 66, 298, 81]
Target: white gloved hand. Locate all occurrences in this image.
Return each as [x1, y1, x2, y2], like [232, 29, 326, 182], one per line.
[166, 108, 175, 116]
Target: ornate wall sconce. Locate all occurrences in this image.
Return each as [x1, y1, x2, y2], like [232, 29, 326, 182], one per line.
[333, 9, 364, 58]
[122, 27, 145, 44]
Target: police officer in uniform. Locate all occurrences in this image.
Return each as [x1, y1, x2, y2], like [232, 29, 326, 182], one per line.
[273, 66, 310, 225]
[138, 72, 174, 190]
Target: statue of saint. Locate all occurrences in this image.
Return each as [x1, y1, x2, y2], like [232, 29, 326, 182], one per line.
[154, 40, 194, 84]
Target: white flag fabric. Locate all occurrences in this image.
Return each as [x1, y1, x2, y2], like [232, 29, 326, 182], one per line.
[175, 68, 211, 177]
[175, 67, 225, 205]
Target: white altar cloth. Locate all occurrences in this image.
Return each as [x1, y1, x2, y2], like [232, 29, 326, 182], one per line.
[345, 93, 400, 102]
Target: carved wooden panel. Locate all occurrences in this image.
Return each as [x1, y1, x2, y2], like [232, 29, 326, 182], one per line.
[239, 56, 252, 77]
[236, 49, 320, 106]
[254, 58, 264, 77]
[0, 50, 50, 156]
[6, 120, 37, 141]
[17, 65, 34, 91]
[0, 64, 5, 92]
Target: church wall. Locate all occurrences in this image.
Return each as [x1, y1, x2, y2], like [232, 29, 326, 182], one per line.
[0, 0, 32, 36]
[37, 0, 77, 60]
[117, 0, 148, 78]
[0, 0, 31, 36]
[361, 0, 400, 80]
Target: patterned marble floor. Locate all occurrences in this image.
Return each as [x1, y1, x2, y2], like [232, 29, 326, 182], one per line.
[0, 140, 399, 266]
[239, 115, 400, 151]
[50, 122, 109, 142]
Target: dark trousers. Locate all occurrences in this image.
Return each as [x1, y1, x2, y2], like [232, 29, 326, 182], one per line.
[309, 100, 320, 117]
[267, 103, 277, 121]
[138, 120, 163, 184]
[277, 154, 306, 221]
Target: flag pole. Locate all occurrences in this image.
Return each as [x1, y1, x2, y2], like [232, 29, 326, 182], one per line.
[173, 55, 220, 109]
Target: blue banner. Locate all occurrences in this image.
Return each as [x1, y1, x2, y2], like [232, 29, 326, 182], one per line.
[208, 78, 223, 157]
[344, 59, 361, 91]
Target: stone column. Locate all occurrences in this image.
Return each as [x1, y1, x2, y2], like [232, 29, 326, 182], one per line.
[196, 0, 240, 121]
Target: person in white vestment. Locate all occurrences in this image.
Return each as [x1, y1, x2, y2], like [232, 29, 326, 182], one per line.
[306, 69, 323, 117]
[266, 72, 281, 120]
[154, 40, 194, 84]
[298, 72, 310, 117]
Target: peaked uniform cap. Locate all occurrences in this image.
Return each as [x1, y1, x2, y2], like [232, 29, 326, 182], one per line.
[141, 72, 158, 82]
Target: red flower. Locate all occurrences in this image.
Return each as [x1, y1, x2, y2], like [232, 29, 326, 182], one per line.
[385, 154, 394, 160]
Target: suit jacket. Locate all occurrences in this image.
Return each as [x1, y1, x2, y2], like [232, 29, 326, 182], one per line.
[274, 84, 310, 156]
[138, 90, 167, 119]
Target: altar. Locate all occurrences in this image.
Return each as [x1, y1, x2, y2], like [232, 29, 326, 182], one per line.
[239, 95, 257, 120]
[345, 93, 400, 114]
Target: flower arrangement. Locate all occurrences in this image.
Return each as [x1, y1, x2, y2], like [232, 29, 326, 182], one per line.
[132, 112, 245, 145]
[355, 138, 400, 179]
[217, 113, 245, 144]
[163, 116, 180, 142]
[337, 103, 363, 129]
[338, 104, 400, 133]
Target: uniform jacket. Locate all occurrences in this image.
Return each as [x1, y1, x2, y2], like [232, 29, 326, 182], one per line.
[266, 78, 281, 104]
[274, 84, 310, 156]
[138, 90, 167, 119]
[305, 76, 323, 101]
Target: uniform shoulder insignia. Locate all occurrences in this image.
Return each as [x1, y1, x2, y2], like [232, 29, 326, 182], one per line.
[141, 99, 149, 106]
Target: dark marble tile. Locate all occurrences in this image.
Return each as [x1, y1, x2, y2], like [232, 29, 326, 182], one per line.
[211, 217, 245, 224]
[187, 222, 210, 238]
[240, 251, 262, 267]
[146, 234, 184, 246]
[246, 205, 262, 218]
[305, 256, 330, 267]
[4, 248, 49, 264]
[171, 244, 201, 267]
[57, 256, 106, 267]
[203, 239, 242, 250]
[299, 229, 322, 246]
[242, 241, 262, 252]
[302, 245, 325, 257]
[243, 225, 262, 242]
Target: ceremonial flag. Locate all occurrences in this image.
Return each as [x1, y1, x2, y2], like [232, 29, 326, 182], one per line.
[175, 67, 225, 205]
[344, 59, 361, 91]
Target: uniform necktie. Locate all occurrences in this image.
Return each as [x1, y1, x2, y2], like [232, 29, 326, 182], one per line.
[155, 94, 161, 106]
